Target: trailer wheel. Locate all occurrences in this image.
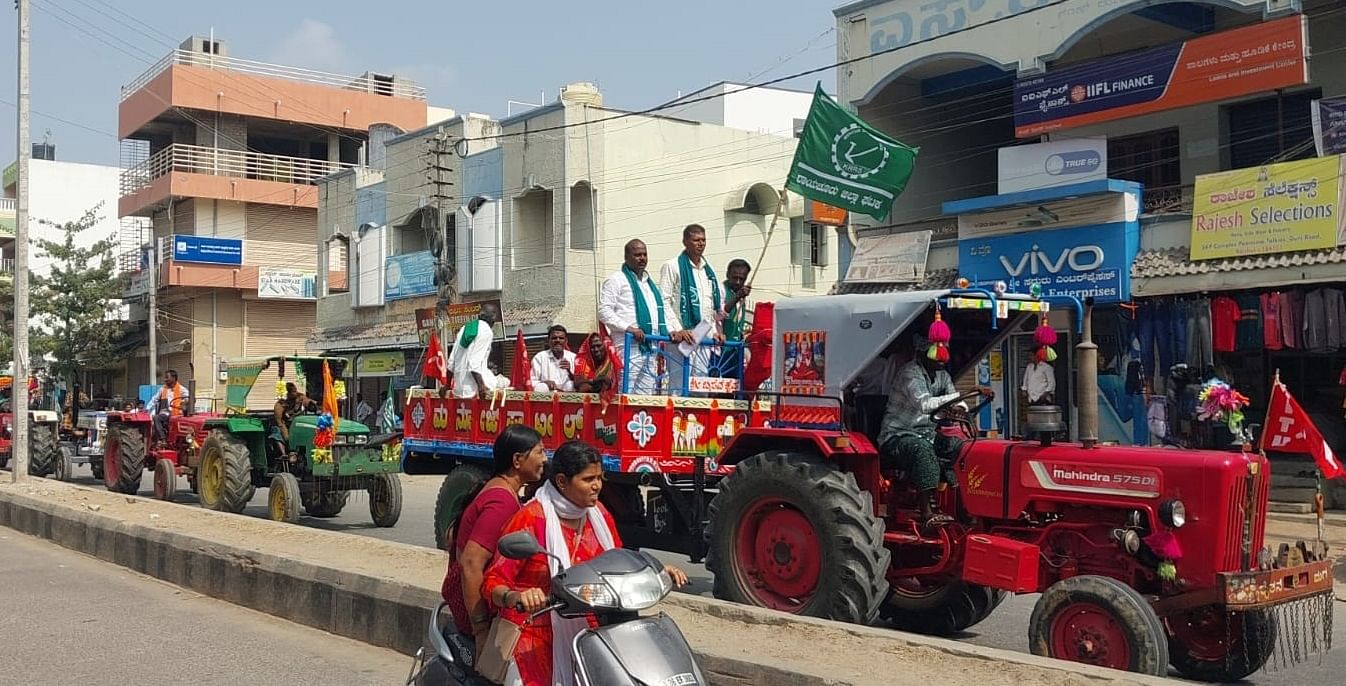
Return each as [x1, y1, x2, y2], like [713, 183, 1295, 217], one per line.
[1030, 575, 1169, 676]
[369, 473, 403, 527]
[882, 578, 1006, 636]
[1167, 606, 1275, 682]
[28, 421, 58, 477]
[103, 424, 146, 494]
[302, 489, 350, 518]
[268, 472, 301, 524]
[198, 430, 255, 514]
[433, 464, 489, 549]
[706, 451, 890, 624]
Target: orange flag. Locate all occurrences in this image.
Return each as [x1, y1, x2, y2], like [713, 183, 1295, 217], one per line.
[322, 360, 340, 431]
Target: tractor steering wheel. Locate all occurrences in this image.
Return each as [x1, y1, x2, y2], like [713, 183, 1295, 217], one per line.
[930, 389, 993, 426]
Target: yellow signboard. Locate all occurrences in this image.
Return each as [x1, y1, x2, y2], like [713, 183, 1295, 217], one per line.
[356, 351, 407, 378]
[1190, 155, 1344, 260]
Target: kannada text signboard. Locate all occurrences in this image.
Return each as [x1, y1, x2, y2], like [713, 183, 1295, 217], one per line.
[1190, 155, 1344, 261]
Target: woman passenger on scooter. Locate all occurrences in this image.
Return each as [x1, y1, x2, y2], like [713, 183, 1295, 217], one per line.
[484, 441, 689, 685]
[441, 424, 547, 654]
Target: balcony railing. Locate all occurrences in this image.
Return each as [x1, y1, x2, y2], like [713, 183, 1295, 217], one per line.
[121, 49, 426, 102]
[0, 197, 14, 212]
[1, 257, 14, 274]
[120, 143, 357, 196]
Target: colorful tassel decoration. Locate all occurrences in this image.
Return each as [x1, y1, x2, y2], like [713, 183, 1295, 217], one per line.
[275, 380, 287, 399]
[1034, 316, 1057, 364]
[1144, 530, 1184, 561]
[927, 307, 951, 363]
[1157, 560, 1177, 582]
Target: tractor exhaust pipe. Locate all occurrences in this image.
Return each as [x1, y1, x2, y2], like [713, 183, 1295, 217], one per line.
[1076, 298, 1099, 449]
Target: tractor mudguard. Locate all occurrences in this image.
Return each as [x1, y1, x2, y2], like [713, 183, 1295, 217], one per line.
[716, 427, 877, 469]
[207, 416, 266, 434]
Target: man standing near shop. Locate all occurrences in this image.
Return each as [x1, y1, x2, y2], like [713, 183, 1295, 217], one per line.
[530, 325, 577, 392]
[599, 239, 668, 394]
[1021, 358, 1056, 406]
[148, 369, 189, 443]
[660, 224, 722, 393]
[447, 303, 506, 400]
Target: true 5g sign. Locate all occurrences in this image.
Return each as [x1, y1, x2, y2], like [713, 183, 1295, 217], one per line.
[958, 222, 1138, 303]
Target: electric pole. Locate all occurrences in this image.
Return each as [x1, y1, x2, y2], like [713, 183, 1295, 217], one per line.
[11, 0, 30, 482]
[426, 131, 456, 347]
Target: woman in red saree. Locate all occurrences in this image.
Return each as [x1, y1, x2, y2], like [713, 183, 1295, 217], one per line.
[484, 441, 686, 685]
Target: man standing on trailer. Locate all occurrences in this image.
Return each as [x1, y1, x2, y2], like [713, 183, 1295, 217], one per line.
[447, 303, 506, 401]
[660, 224, 722, 393]
[599, 239, 667, 394]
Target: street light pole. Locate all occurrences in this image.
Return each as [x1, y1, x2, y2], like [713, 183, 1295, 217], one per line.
[11, 0, 31, 483]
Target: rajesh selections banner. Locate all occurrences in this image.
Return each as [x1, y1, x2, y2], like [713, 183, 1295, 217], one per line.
[1015, 15, 1308, 138]
[1190, 155, 1344, 261]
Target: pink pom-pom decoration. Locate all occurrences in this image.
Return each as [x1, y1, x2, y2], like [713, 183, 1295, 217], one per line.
[1034, 316, 1057, 363]
[1144, 530, 1184, 561]
[926, 308, 951, 362]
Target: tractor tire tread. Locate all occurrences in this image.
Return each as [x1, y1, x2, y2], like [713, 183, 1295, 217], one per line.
[106, 424, 145, 493]
[1029, 574, 1170, 676]
[202, 430, 256, 514]
[27, 421, 58, 477]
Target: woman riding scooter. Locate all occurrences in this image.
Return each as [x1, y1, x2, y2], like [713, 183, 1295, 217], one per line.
[484, 441, 688, 685]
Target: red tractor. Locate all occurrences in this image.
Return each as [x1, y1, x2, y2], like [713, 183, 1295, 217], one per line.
[411, 289, 1333, 680]
[101, 409, 218, 500]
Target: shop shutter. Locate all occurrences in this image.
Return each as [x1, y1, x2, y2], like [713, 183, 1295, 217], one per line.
[246, 205, 317, 270]
[244, 300, 316, 410]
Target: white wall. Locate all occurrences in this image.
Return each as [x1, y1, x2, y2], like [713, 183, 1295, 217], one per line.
[666, 83, 812, 137]
[23, 160, 121, 277]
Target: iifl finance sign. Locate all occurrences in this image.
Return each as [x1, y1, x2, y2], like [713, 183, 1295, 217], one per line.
[1190, 155, 1344, 260]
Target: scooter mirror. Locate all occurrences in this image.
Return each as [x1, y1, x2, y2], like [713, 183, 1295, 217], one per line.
[497, 531, 545, 560]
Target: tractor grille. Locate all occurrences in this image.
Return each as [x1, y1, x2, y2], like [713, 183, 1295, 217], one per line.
[1222, 467, 1269, 572]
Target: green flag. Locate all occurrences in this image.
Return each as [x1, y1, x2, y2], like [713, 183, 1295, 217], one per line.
[786, 84, 918, 220]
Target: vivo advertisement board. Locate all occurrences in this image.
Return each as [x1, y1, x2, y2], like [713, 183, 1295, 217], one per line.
[997, 138, 1107, 194]
[172, 235, 243, 265]
[958, 222, 1138, 304]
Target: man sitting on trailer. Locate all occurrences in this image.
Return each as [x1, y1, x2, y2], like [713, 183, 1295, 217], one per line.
[878, 334, 992, 527]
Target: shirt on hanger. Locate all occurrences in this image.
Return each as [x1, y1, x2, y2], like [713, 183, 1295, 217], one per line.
[1210, 296, 1240, 353]
[1234, 294, 1262, 350]
[1304, 288, 1346, 352]
[1279, 291, 1299, 349]
[1261, 292, 1283, 350]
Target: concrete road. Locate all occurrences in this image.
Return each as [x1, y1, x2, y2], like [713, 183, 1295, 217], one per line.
[0, 529, 411, 686]
[64, 467, 1346, 683]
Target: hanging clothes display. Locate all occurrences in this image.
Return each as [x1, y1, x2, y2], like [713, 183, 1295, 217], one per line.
[1260, 292, 1283, 351]
[1279, 290, 1301, 349]
[1233, 294, 1262, 351]
[1303, 288, 1346, 352]
[1210, 296, 1240, 353]
[1186, 297, 1214, 370]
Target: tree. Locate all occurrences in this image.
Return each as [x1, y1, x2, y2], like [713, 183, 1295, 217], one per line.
[31, 206, 121, 386]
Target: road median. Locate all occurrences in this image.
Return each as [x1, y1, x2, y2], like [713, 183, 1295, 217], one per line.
[2, 478, 1175, 686]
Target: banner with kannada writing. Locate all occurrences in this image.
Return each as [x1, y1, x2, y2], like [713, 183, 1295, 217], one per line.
[1190, 155, 1344, 261]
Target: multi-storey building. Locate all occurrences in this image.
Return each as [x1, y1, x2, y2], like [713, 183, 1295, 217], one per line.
[116, 36, 432, 409]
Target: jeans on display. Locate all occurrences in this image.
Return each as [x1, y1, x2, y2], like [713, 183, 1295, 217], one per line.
[1185, 298, 1213, 370]
[1130, 394, 1149, 445]
[1137, 301, 1177, 383]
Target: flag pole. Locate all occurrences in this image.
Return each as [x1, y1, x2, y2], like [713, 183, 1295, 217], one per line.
[746, 186, 789, 290]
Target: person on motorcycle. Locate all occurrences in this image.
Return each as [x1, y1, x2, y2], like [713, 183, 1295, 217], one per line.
[877, 333, 992, 528]
[484, 441, 689, 685]
[440, 425, 548, 662]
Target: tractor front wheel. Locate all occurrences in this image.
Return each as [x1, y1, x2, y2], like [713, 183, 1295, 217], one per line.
[369, 474, 403, 527]
[28, 421, 58, 477]
[152, 459, 178, 501]
[433, 464, 489, 549]
[103, 424, 146, 494]
[706, 451, 890, 624]
[54, 444, 75, 482]
[882, 578, 1006, 636]
[198, 430, 255, 514]
[268, 472, 301, 524]
[302, 489, 349, 518]
[1029, 575, 1169, 676]
[1167, 606, 1275, 682]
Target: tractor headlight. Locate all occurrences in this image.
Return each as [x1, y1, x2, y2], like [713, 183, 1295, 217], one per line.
[1159, 499, 1186, 528]
[351, 434, 368, 445]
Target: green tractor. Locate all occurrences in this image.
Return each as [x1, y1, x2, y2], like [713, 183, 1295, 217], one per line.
[193, 355, 403, 526]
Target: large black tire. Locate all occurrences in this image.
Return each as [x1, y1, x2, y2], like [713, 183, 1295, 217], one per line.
[302, 489, 350, 518]
[28, 421, 58, 477]
[1167, 607, 1276, 682]
[882, 580, 1006, 636]
[434, 464, 490, 549]
[705, 451, 890, 624]
[54, 444, 75, 482]
[268, 472, 301, 524]
[1029, 575, 1169, 676]
[198, 429, 256, 514]
[369, 473, 403, 527]
[104, 424, 146, 494]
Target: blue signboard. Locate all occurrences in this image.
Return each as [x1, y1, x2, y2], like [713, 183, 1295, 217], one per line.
[172, 235, 243, 265]
[958, 222, 1138, 304]
[384, 250, 436, 300]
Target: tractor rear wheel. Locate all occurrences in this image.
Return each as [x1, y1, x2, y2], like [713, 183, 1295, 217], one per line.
[433, 464, 490, 549]
[882, 578, 1006, 636]
[302, 490, 350, 518]
[268, 472, 301, 524]
[198, 430, 255, 514]
[103, 424, 146, 494]
[1166, 606, 1275, 682]
[706, 451, 890, 624]
[369, 474, 403, 527]
[28, 421, 58, 477]
[1029, 575, 1169, 676]
[152, 459, 178, 501]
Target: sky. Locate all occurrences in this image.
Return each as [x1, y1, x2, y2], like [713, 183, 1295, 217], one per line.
[0, 0, 839, 167]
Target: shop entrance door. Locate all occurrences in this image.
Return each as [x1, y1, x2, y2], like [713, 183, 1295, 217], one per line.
[1007, 330, 1074, 440]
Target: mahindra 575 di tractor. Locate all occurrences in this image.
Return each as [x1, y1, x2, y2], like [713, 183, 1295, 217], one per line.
[412, 289, 1333, 680]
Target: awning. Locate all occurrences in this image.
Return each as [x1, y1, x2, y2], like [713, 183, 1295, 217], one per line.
[1131, 246, 1346, 297]
[832, 268, 959, 295]
[307, 320, 420, 353]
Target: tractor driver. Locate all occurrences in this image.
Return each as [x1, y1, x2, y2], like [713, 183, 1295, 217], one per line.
[149, 370, 190, 443]
[877, 333, 993, 528]
[272, 382, 309, 456]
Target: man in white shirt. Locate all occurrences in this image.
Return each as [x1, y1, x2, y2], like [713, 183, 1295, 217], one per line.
[659, 224, 722, 394]
[354, 393, 374, 424]
[448, 303, 506, 400]
[599, 239, 668, 394]
[1021, 360, 1056, 405]
[530, 325, 577, 393]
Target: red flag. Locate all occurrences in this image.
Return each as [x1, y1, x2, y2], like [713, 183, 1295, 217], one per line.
[510, 329, 529, 389]
[1262, 382, 1343, 479]
[423, 333, 448, 385]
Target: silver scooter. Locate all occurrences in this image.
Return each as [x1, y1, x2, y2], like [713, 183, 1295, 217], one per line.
[407, 530, 705, 686]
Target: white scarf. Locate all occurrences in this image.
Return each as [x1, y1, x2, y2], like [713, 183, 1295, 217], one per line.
[533, 480, 615, 686]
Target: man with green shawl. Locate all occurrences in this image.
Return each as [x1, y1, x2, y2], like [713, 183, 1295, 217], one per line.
[447, 302, 505, 400]
[599, 239, 666, 394]
[659, 224, 723, 394]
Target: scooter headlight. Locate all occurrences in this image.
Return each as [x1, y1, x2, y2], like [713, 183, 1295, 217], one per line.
[1159, 499, 1186, 528]
[565, 568, 673, 611]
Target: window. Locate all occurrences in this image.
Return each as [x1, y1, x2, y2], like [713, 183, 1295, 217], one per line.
[810, 224, 829, 267]
[790, 219, 829, 268]
[1226, 90, 1321, 170]
[1108, 128, 1180, 213]
[512, 188, 553, 268]
[570, 182, 595, 250]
